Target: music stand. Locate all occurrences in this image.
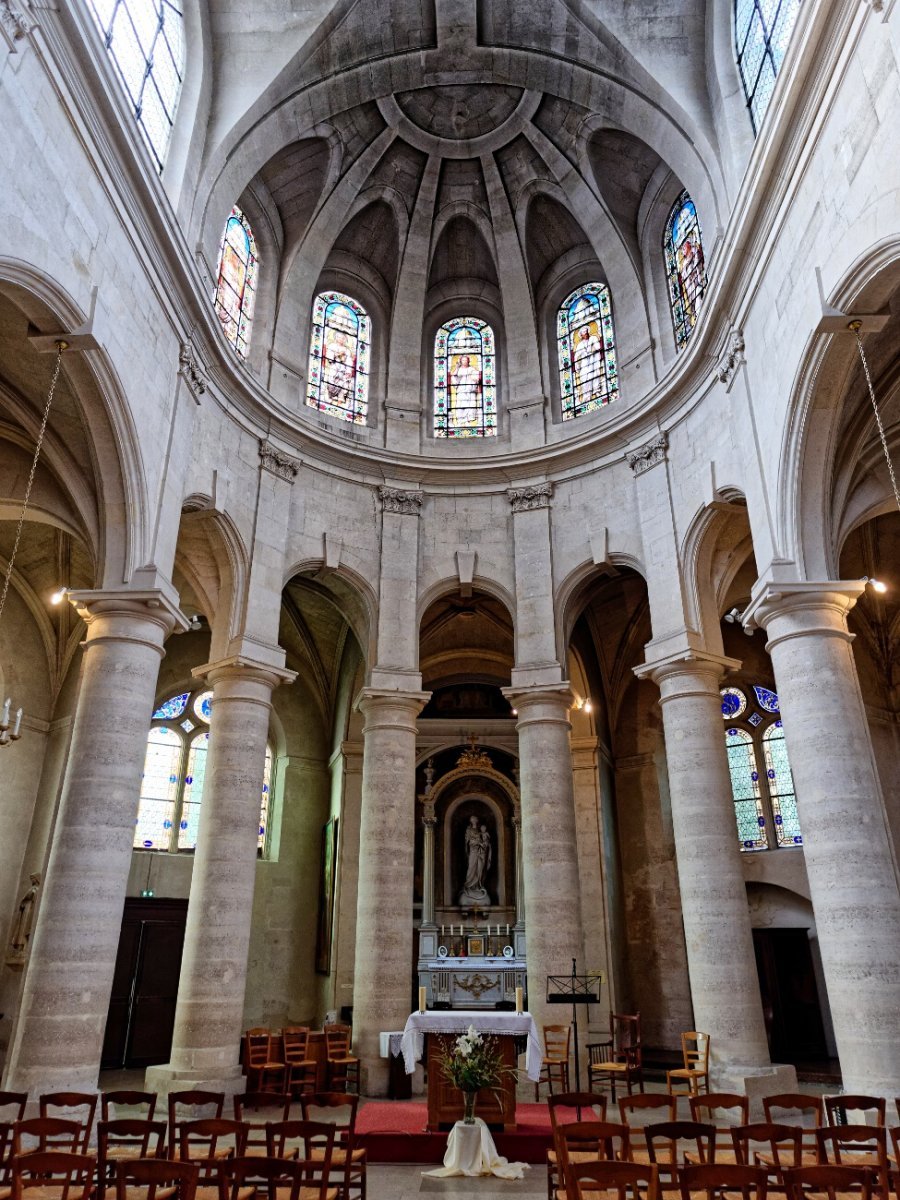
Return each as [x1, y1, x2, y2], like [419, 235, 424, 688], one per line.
[547, 959, 602, 1093]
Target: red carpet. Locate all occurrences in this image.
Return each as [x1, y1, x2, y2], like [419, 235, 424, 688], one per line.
[356, 1100, 552, 1164]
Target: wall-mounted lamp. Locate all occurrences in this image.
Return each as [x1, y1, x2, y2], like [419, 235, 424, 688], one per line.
[862, 576, 888, 594]
[50, 587, 69, 605]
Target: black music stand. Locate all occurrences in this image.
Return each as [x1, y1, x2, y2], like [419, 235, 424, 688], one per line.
[547, 959, 603, 1093]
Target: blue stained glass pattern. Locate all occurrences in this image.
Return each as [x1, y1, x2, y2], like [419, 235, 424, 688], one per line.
[214, 208, 259, 359]
[134, 725, 182, 849]
[178, 731, 209, 850]
[735, 0, 801, 133]
[663, 192, 707, 350]
[720, 687, 747, 719]
[434, 317, 497, 438]
[763, 723, 802, 846]
[193, 690, 213, 721]
[306, 291, 371, 424]
[753, 684, 780, 712]
[557, 283, 618, 420]
[748, 712, 763, 727]
[153, 692, 189, 720]
[258, 746, 273, 852]
[725, 727, 767, 851]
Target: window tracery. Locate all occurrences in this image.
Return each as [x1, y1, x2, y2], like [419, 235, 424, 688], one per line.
[135, 686, 273, 854]
[306, 291, 371, 424]
[434, 317, 497, 438]
[86, 0, 185, 172]
[735, 0, 801, 132]
[663, 191, 707, 350]
[214, 207, 259, 359]
[557, 284, 618, 419]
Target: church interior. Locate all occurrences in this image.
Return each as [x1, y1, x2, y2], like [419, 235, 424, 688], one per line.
[2, 0, 900, 1194]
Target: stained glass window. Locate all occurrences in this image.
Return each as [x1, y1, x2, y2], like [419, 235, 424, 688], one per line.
[763, 722, 802, 846]
[735, 0, 801, 133]
[306, 292, 371, 424]
[434, 317, 497, 438]
[557, 284, 618, 419]
[720, 687, 747, 719]
[214, 208, 258, 359]
[725, 727, 767, 851]
[663, 192, 707, 350]
[752, 684, 779, 713]
[86, 0, 185, 173]
[134, 686, 273, 855]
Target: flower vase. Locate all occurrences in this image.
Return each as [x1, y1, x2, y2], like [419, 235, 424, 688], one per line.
[462, 1089, 478, 1125]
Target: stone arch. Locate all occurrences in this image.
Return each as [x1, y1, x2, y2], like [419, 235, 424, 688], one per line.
[680, 490, 755, 653]
[173, 504, 249, 661]
[555, 554, 648, 663]
[282, 557, 377, 671]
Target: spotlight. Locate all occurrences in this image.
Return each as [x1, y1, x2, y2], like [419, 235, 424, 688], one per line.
[50, 587, 69, 605]
[584, 700, 593, 713]
[187, 614, 204, 631]
[724, 607, 742, 624]
[863, 576, 888, 594]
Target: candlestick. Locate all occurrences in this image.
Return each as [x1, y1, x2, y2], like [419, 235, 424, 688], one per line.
[515, 986, 523, 1013]
[12, 708, 22, 737]
[418, 985, 427, 1012]
[1, 698, 9, 726]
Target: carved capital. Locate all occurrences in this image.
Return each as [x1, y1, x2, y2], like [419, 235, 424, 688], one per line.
[259, 439, 299, 482]
[715, 329, 745, 391]
[178, 341, 207, 398]
[379, 486, 423, 515]
[507, 482, 552, 512]
[0, 0, 29, 51]
[422, 799, 437, 826]
[626, 432, 668, 476]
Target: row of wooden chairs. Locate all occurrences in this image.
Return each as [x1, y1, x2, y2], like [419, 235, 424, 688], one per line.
[0, 1093, 366, 1200]
[245, 1026, 359, 1096]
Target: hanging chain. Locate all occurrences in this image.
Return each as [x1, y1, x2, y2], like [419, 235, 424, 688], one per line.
[0, 343, 66, 629]
[851, 321, 900, 515]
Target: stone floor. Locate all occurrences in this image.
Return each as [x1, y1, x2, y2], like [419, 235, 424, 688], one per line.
[369, 1164, 544, 1198]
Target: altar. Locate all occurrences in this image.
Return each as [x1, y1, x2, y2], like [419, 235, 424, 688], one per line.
[401, 1009, 542, 1132]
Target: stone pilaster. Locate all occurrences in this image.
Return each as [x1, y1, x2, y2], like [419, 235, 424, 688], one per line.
[146, 655, 295, 1096]
[351, 689, 430, 1095]
[507, 484, 559, 686]
[3, 588, 186, 1093]
[745, 581, 900, 1097]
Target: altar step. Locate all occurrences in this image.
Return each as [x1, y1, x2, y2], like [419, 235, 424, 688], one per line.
[356, 1100, 552, 1164]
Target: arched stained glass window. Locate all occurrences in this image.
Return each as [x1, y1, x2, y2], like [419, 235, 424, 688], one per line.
[763, 722, 802, 846]
[557, 284, 618, 419]
[86, 0, 185, 172]
[307, 292, 371, 424]
[214, 208, 258, 359]
[434, 317, 497, 438]
[135, 686, 273, 855]
[663, 192, 707, 350]
[735, 0, 801, 133]
[725, 727, 768, 851]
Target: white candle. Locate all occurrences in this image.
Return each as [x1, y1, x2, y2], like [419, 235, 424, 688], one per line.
[506, 923, 510, 936]
[12, 708, 22, 736]
[515, 986, 523, 1013]
[1, 698, 9, 726]
[441, 924, 444, 937]
[418, 986, 427, 1012]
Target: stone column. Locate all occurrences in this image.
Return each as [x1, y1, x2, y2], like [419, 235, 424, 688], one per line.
[351, 688, 429, 1096]
[146, 656, 295, 1096]
[3, 587, 185, 1093]
[745, 582, 900, 1097]
[421, 795, 437, 929]
[331, 743, 363, 1020]
[570, 737, 615, 1011]
[502, 684, 585, 1044]
[634, 651, 780, 1091]
[512, 799, 525, 933]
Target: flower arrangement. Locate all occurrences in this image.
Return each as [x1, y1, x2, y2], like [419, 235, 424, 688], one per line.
[436, 1025, 511, 1123]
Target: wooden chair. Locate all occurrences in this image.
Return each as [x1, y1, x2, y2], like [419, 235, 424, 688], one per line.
[167, 1093, 225, 1157]
[824, 1097, 886, 1128]
[783, 1164, 873, 1200]
[731, 1123, 804, 1185]
[178, 1119, 249, 1200]
[687, 1096, 750, 1164]
[815, 1126, 890, 1197]
[222, 1156, 332, 1200]
[547, 1095, 609, 1200]
[565, 1161, 660, 1200]
[300, 1095, 366, 1200]
[115, 1158, 199, 1200]
[282, 1028, 317, 1099]
[556, 1121, 632, 1199]
[245, 1029, 287, 1094]
[537, 1025, 572, 1101]
[264, 1123, 337, 1200]
[680, 1162, 768, 1200]
[323, 1026, 359, 1095]
[587, 1014, 643, 1103]
[101, 1093, 158, 1122]
[39, 1095, 97, 1154]
[645, 1121, 716, 1190]
[761, 1096, 823, 1169]
[0, 1097, 27, 1123]
[97, 1120, 167, 1200]
[232, 1094, 292, 1157]
[12, 1118, 83, 1156]
[11, 1151, 96, 1200]
[0, 1122, 15, 1198]
[620, 1095, 679, 1165]
[666, 1035, 710, 1098]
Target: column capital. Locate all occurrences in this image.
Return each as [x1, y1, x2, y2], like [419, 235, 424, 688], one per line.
[355, 687, 431, 730]
[635, 648, 741, 695]
[743, 580, 863, 641]
[626, 431, 668, 476]
[192, 654, 297, 692]
[502, 682, 573, 725]
[507, 482, 553, 512]
[378, 485, 423, 515]
[259, 439, 300, 482]
[68, 585, 189, 644]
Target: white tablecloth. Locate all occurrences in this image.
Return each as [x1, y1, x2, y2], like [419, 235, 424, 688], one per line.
[400, 1009, 543, 1081]
[423, 1118, 529, 1180]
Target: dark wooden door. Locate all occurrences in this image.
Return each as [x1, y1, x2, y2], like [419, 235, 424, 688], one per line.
[101, 898, 188, 1070]
[753, 928, 828, 1063]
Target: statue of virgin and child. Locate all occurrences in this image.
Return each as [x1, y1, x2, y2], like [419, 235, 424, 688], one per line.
[458, 814, 492, 906]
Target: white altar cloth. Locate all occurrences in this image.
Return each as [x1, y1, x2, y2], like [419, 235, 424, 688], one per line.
[400, 1009, 543, 1081]
[423, 1118, 529, 1180]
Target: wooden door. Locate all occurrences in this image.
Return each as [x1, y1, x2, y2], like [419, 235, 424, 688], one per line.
[101, 898, 188, 1070]
[752, 928, 828, 1063]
